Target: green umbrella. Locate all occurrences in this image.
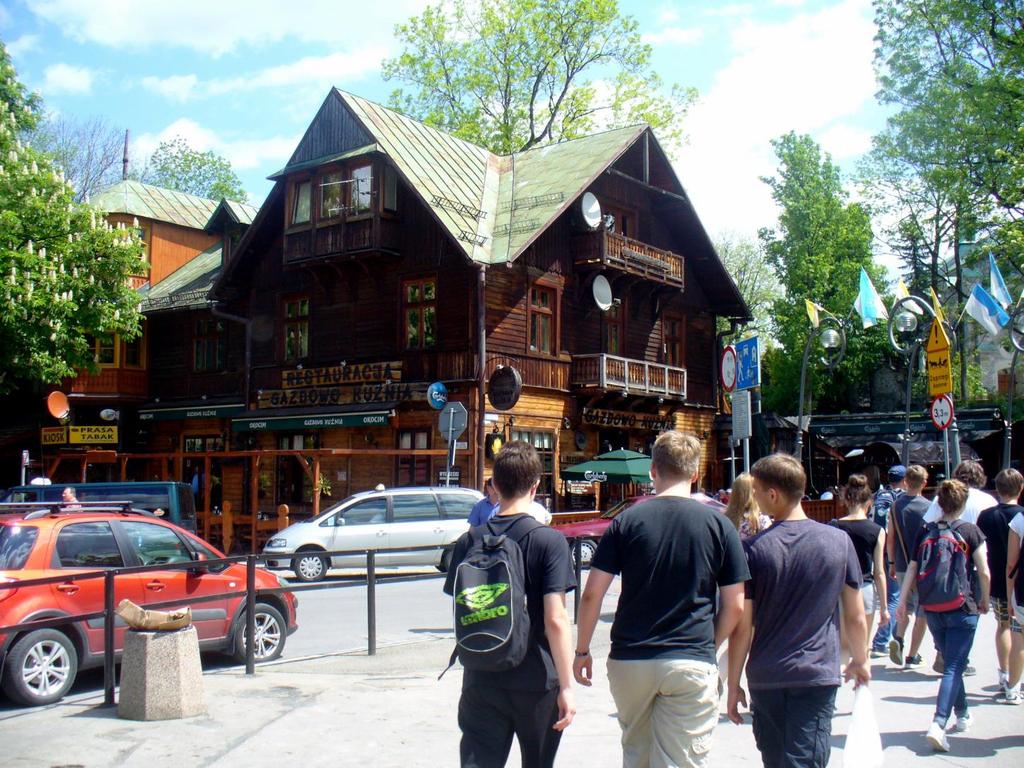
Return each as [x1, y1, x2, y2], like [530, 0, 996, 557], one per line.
[560, 449, 652, 484]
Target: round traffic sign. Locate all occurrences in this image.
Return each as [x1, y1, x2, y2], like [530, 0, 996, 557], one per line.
[930, 394, 954, 431]
[720, 346, 738, 392]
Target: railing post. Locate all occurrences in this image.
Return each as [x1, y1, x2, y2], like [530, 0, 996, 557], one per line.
[573, 538, 582, 625]
[103, 570, 116, 707]
[245, 555, 256, 675]
[366, 551, 377, 656]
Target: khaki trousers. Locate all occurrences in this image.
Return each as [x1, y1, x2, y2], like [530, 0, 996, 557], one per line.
[607, 657, 719, 768]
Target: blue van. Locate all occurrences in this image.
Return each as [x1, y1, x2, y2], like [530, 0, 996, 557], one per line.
[0, 482, 197, 532]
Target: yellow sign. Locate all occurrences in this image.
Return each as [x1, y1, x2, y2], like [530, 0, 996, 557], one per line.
[926, 320, 953, 396]
[69, 425, 118, 444]
[41, 427, 68, 445]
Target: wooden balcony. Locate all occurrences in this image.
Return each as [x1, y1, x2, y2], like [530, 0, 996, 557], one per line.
[283, 215, 400, 265]
[67, 368, 149, 398]
[571, 354, 686, 399]
[573, 230, 684, 288]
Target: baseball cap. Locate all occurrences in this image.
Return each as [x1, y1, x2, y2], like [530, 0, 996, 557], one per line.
[888, 464, 907, 480]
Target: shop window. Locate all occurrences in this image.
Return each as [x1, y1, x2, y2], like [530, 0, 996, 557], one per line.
[403, 278, 437, 350]
[276, 433, 317, 505]
[663, 312, 685, 367]
[605, 301, 624, 356]
[511, 429, 554, 500]
[528, 284, 556, 355]
[291, 180, 312, 226]
[184, 435, 224, 452]
[283, 296, 310, 362]
[193, 319, 226, 372]
[397, 429, 430, 486]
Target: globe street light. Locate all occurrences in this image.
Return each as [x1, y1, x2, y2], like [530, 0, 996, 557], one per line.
[888, 295, 958, 467]
[794, 315, 847, 463]
[1002, 306, 1024, 469]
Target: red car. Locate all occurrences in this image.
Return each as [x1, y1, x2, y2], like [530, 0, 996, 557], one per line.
[0, 505, 298, 706]
[557, 494, 727, 566]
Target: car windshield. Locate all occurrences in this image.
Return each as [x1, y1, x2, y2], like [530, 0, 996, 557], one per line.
[600, 498, 639, 520]
[0, 524, 38, 570]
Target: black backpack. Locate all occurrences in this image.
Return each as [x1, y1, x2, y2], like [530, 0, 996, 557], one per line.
[916, 520, 971, 612]
[442, 515, 541, 676]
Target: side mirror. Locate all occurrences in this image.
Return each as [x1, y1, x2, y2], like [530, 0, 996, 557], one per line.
[336, 516, 346, 527]
[188, 550, 209, 575]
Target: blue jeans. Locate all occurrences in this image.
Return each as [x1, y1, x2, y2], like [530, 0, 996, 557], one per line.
[924, 610, 979, 726]
[871, 575, 900, 650]
[750, 686, 837, 768]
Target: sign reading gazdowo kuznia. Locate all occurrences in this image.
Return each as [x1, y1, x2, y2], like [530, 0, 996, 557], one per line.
[581, 408, 674, 432]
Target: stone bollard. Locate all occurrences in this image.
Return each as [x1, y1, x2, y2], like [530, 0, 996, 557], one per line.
[118, 626, 206, 721]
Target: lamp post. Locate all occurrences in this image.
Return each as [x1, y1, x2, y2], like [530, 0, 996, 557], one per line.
[1003, 306, 1024, 469]
[888, 295, 957, 468]
[794, 316, 847, 464]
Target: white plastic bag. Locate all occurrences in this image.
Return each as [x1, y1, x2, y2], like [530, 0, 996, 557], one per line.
[844, 685, 883, 768]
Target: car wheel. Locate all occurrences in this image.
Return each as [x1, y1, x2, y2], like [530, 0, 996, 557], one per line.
[437, 546, 454, 573]
[2, 629, 78, 706]
[291, 550, 328, 583]
[570, 538, 598, 568]
[234, 603, 286, 663]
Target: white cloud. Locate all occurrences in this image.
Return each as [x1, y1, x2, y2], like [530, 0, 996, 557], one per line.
[704, 4, 756, 18]
[674, 0, 878, 242]
[642, 27, 705, 47]
[206, 47, 387, 94]
[818, 123, 874, 160]
[133, 118, 301, 173]
[26, 0, 430, 56]
[141, 74, 198, 102]
[6, 35, 40, 57]
[41, 63, 95, 95]
[655, 4, 680, 25]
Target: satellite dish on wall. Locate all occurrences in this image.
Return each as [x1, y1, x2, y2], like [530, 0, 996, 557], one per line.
[46, 391, 70, 421]
[592, 274, 614, 311]
[579, 192, 602, 230]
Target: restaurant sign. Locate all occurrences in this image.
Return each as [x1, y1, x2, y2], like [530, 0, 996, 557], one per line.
[581, 408, 674, 432]
[258, 382, 427, 409]
[282, 361, 402, 389]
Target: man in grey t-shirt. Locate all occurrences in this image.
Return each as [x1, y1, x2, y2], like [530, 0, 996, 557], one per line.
[728, 454, 870, 768]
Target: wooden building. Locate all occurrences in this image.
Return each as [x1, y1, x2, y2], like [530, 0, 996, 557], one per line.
[207, 89, 750, 515]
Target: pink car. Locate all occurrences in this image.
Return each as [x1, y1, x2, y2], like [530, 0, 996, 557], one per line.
[557, 494, 725, 566]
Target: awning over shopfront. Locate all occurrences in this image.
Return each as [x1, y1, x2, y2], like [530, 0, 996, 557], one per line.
[138, 400, 246, 422]
[230, 404, 395, 432]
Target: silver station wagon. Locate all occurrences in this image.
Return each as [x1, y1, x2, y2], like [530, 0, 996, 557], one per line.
[262, 486, 483, 582]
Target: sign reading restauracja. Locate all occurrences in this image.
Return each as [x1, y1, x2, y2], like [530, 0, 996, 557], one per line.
[282, 361, 403, 389]
[582, 408, 674, 432]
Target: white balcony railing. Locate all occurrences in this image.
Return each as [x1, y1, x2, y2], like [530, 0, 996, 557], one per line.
[571, 353, 686, 399]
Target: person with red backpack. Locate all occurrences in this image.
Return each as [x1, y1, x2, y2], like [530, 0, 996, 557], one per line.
[896, 479, 992, 753]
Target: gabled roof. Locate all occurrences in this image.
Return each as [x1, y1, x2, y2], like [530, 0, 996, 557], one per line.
[91, 180, 223, 230]
[204, 198, 258, 232]
[141, 242, 221, 313]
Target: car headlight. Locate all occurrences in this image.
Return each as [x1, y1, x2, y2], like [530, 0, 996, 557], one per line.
[266, 537, 287, 548]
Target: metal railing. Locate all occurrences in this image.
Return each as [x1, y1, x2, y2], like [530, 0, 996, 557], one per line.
[0, 538, 588, 707]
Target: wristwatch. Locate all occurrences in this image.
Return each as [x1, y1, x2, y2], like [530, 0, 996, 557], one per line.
[574, 649, 591, 657]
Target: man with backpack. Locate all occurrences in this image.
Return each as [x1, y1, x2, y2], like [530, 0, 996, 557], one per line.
[870, 465, 906, 657]
[887, 465, 931, 669]
[573, 431, 748, 768]
[443, 441, 576, 768]
[896, 479, 991, 753]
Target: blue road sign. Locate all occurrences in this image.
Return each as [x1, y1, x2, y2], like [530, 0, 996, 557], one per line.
[734, 336, 760, 390]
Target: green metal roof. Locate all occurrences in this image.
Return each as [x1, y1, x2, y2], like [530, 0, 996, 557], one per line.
[267, 143, 381, 180]
[141, 242, 221, 312]
[92, 180, 224, 230]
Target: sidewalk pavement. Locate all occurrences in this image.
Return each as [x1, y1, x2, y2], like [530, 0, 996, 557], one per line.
[2, 594, 1022, 767]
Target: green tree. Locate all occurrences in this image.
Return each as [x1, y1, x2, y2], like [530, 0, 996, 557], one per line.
[714, 232, 781, 342]
[140, 136, 247, 202]
[0, 43, 145, 392]
[759, 133, 889, 414]
[383, 0, 696, 154]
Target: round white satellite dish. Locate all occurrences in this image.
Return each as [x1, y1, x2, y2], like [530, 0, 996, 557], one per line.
[580, 192, 602, 230]
[592, 274, 613, 311]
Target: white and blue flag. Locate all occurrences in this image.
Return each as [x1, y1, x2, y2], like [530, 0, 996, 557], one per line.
[989, 253, 1012, 309]
[965, 283, 1010, 336]
[853, 267, 888, 328]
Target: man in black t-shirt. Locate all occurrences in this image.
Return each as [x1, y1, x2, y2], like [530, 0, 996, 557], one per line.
[574, 431, 748, 768]
[443, 441, 576, 768]
[887, 464, 931, 668]
[727, 454, 869, 768]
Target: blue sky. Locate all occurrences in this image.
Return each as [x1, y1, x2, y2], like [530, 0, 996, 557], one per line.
[0, 0, 890, 265]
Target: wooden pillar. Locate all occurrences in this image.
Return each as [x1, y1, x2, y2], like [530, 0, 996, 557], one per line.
[119, 456, 128, 481]
[80, 457, 87, 482]
[312, 457, 321, 517]
[222, 501, 233, 554]
[203, 455, 212, 541]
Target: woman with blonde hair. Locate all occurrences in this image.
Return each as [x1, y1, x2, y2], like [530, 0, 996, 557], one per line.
[725, 473, 771, 537]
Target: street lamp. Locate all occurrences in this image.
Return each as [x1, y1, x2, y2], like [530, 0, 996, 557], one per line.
[1002, 306, 1024, 468]
[888, 295, 957, 467]
[794, 315, 847, 463]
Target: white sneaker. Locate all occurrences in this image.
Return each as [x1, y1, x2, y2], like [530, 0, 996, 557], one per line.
[927, 721, 950, 752]
[1005, 688, 1022, 706]
[951, 712, 973, 733]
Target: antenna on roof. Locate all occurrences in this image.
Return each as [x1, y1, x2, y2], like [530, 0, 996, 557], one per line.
[122, 129, 130, 181]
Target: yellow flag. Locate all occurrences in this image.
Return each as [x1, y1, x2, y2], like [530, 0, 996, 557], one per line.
[896, 278, 923, 314]
[805, 299, 821, 328]
[930, 287, 946, 324]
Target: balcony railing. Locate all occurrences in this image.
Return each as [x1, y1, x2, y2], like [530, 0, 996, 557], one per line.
[283, 216, 400, 265]
[573, 230, 684, 287]
[571, 354, 686, 399]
